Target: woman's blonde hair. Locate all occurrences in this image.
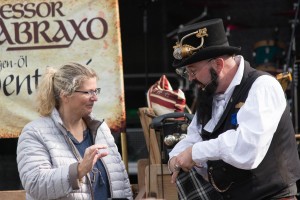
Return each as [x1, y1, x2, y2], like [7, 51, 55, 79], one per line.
[36, 62, 98, 116]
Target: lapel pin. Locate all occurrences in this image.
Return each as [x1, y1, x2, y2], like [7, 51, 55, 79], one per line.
[235, 102, 245, 109]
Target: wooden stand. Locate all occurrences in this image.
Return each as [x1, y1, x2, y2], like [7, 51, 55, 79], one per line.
[137, 107, 178, 199]
[138, 107, 161, 164]
[145, 164, 178, 200]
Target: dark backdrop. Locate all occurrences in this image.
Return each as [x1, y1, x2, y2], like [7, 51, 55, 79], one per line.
[119, 0, 300, 128]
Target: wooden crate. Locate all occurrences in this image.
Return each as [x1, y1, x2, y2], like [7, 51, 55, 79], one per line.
[145, 164, 178, 200]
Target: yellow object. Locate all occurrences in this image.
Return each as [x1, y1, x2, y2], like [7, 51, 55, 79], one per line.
[276, 72, 292, 92]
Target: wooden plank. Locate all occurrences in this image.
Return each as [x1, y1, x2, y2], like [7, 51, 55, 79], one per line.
[145, 164, 178, 200]
[138, 107, 161, 164]
[134, 185, 146, 200]
[0, 190, 26, 200]
[137, 158, 149, 191]
[138, 107, 155, 164]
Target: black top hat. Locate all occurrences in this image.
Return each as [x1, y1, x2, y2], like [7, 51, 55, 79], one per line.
[172, 18, 241, 68]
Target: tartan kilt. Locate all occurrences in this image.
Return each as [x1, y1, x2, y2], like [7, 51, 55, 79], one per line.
[176, 167, 223, 200]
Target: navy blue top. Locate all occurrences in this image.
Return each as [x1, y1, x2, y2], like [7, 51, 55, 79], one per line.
[68, 129, 111, 199]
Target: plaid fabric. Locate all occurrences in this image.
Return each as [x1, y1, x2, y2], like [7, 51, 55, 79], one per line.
[176, 168, 223, 200]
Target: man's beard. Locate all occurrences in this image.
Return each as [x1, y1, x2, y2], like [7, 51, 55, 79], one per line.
[195, 68, 219, 125]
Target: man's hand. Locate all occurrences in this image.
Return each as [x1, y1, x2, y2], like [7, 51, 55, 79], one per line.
[169, 146, 197, 183]
[169, 157, 181, 183]
[171, 170, 180, 183]
[176, 146, 195, 172]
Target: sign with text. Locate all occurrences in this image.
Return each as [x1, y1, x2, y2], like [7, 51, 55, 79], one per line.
[0, 0, 126, 138]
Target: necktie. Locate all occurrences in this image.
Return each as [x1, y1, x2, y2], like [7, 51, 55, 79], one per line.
[203, 94, 226, 132]
[213, 94, 226, 124]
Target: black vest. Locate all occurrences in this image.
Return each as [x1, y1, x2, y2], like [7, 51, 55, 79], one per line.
[202, 62, 300, 200]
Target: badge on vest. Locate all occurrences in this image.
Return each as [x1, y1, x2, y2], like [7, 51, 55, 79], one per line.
[232, 102, 244, 129]
[231, 113, 238, 129]
[235, 102, 244, 108]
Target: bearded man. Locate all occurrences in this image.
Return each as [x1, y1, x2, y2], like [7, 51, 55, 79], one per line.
[168, 18, 300, 200]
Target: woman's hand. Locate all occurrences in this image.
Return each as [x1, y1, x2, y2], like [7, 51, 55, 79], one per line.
[77, 144, 108, 179]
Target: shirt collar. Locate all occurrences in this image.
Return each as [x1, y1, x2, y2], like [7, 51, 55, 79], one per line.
[204, 55, 245, 132]
[224, 55, 244, 95]
[213, 55, 244, 104]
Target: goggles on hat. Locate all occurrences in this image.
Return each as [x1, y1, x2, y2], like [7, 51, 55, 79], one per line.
[173, 28, 208, 60]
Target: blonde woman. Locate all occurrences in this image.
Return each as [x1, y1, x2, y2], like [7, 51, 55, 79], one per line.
[17, 63, 132, 200]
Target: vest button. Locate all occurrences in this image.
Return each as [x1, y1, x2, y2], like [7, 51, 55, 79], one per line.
[222, 167, 227, 172]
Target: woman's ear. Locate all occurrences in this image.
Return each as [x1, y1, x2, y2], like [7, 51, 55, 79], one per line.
[59, 92, 69, 103]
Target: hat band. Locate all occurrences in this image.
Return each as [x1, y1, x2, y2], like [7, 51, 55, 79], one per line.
[173, 28, 208, 60]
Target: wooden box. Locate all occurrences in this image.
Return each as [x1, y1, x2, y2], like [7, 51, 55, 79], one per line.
[145, 164, 178, 200]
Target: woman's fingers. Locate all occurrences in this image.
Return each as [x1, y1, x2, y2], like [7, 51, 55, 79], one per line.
[79, 144, 109, 178]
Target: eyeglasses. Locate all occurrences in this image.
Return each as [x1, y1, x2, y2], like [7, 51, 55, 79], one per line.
[74, 88, 101, 96]
[176, 59, 214, 79]
[176, 67, 197, 78]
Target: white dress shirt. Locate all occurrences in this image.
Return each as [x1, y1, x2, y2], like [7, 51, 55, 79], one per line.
[169, 55, 287, 173]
